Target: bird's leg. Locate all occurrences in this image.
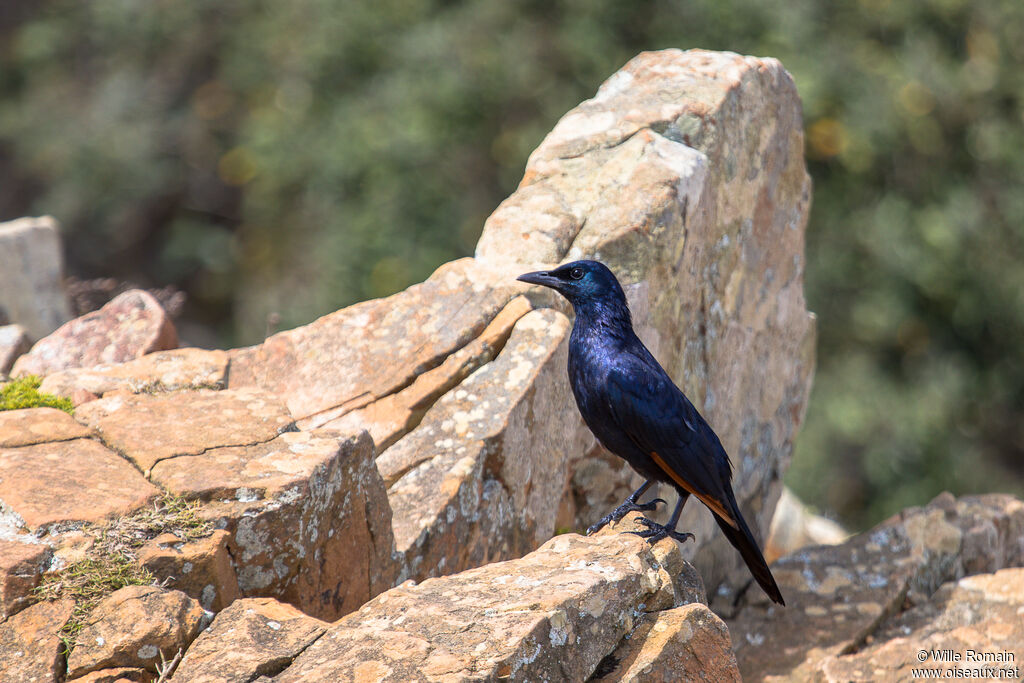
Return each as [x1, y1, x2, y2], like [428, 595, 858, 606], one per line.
[626, 492, 695, 544]
[586, 481, 666, 536]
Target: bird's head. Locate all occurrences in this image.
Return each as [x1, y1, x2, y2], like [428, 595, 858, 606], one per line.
[517, 260, 627, 309]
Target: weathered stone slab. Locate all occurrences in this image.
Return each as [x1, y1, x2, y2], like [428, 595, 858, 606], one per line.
[70, 668, 152, 682]
[383, 308, 589, 582]
[0, 538, 51, 621]
[315, 295, 534, 450]
[591, 603, 741, 683]
[173, 598, 328, 683]
[764, 485, 848, 564]
[476, 49, 815, 596]
[75, 387, 294, 475]
[228, 258, 518, 422]
[13, 289, 178, 378]
[160, 431, 396, 621]
[0, 438, 159, 530]
[274, 529, 694, 682]
[726, 493, 1024, 682]
[39, 348, 228, 404]
[0, 598, 74, 683]
[818, 568, 1024, 681]
[136, 530, 240, 612]
[0, 324, 30, 375]
[0, 216, 72, 340]
[0, 406, 92, 448]
[66, 586, 207, 678]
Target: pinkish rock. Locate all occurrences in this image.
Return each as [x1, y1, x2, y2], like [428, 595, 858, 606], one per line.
[66, 586, 207, 678]
[0, 538, 51, 620]
[39, 348, 228, 404]
[74, 387, 294, 475]
[0, 438, 160, 530]
[12, 290, 177, 378]
[228, 258, 518, 423]
[0, 598, 74, 683]
[136, 530, 240, 612]
[173, 598, 327, 682]
[592, 604, 741, 683]
[69, 668, 152, 682]
[0, 406, 92, 448]
[154, 430, 396, 621]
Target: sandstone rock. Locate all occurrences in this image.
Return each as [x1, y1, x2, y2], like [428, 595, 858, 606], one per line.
[0, 438, 159, 530]
[0, 538, 51, 621]
[69, 668, 153, 682]
[0, 598, 74, 683]
[74, 387, 295, 475]
[0, 406, 92, 448]
[818, 568, 1024, 681]
[476, 49, 815, 596]
[173, 598, 328, 682]
[13, 290, 178, 378]
[591, 603, 741, 683]
[726, 493, 1024, 681]
[156, 430, 395, 621]
[228, 258, 519, 423]
[66, 586, 207, 678]
[764, 485, 848, 564]
[0, 324, 30, 375]
[39, 348, 228, 404]
[316, 295, 534, 450]
[0, 216, 72, 340]
[136, 530, 240, 612]
[274, 526, 695, 682]
[382, 307, 590, 583]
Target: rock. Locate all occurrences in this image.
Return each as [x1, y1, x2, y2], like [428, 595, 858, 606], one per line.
[0, 216, 72, 340]
[273, 525, 696, 682]
[136, 530, 240, 612]
[69, 668, 153, 682]
[12, 290, 178, 378]
[591, 603, 741, 682]
[0, 598, 75, 683]
[0, 406, 92, 448]
[0, 438, 160, 530]
[382, 307, 588, 583]
[228, 258, 519, 423]
[0, 324, 31, 375]
[66, 586, 207, 678]
[764, 485, 848, 564]
[172, 598, 328, 682]
[154, 430, 396, 621]
[0, 539, 51, 621]
[476, 49, 815, 596]
[39, 348, 228, 405]
[726, 493, 1024, 681]
[74, 387, 295, 475]
[317, 295, 534, 450]
[818, 568, 1024, 681]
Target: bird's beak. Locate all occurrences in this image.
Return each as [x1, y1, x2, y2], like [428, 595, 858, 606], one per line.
[516, 270, 560, 290]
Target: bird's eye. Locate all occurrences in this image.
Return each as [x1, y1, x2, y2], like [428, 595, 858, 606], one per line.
[569, 267, 584, 280]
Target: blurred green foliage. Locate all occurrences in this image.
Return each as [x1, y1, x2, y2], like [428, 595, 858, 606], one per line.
[1, 0, 1022, 528]
[0, 376, 73, 413]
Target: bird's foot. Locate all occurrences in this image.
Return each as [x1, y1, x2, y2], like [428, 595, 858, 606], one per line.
[586, 497, 666, 536]
[624, 517, 695, 544]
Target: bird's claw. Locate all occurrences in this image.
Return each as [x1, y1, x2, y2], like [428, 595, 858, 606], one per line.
[624, 517, 695, 544]
[586, 497, 667, 536]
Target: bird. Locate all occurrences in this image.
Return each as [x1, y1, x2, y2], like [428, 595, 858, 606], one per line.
[517, 259, 784, 605]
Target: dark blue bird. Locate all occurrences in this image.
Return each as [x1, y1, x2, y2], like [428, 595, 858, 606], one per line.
[518, 259, 784, 605]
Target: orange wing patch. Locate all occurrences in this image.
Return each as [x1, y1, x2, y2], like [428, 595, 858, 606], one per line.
[649, 451, 738, 529]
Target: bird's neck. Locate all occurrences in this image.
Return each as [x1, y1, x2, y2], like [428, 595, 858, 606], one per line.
[570, 297, 635, 348]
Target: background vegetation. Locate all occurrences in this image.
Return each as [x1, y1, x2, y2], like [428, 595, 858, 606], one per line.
[2, 0, 1022, 529]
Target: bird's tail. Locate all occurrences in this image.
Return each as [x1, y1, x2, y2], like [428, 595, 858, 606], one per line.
[714, 493, 785, 606]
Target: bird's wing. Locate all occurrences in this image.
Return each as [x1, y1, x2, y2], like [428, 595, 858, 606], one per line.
[605, 358, 739, 528]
